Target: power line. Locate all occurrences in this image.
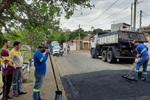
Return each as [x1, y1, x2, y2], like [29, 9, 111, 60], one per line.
[142, 12, 150, 16]
[93, 4, 131, 26]
[81, 15, 130, 27]
[89, 0, 119, 23]
[89, 0, 131, 25]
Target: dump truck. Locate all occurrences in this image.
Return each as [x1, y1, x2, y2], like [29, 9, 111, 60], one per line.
[90, 30, 148, 64]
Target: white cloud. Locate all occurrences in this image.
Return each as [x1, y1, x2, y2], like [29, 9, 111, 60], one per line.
[60, 0, 150, 31]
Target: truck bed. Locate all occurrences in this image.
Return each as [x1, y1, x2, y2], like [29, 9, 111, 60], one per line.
[96, 31, 148, 45]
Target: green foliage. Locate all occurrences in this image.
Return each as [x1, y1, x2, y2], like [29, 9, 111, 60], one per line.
[0, 0, 93, 35]
[93, 28, 104, 34]
[20, 50, 33, 62]
[48, 31, 66, 44]
[0, 34, 7, 49]
[47, 28, 93, 44]
[20, 29, 46, 50]
[0, 30, 23, 49]
[0, 0, 94, 48]
[23, 78, 34, 83]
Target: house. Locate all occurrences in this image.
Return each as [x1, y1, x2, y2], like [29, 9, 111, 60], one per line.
[63, 40, 82, 51]
[111, 23, 131, 32]
[82, 34, 93, 50]
[63, 34, 93, 51]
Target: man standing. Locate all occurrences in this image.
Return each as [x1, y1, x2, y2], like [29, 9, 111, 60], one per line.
[33, 44, 50, 100]
[132, 40, 149, 81]
[1, 39, 16, 100]
[49, 44, 53, 54]
[67, 45, 70, 54]
[10, 41, 27, 97]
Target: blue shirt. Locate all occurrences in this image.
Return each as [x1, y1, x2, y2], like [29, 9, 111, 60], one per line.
[67, 45, 70, 49]
[49, 45, 53, 51]
[136, 43, 149, 58]
[33, 50, 48, 74]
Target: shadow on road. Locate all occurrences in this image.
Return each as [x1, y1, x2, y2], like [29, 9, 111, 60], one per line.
[61, 70, 150, 100]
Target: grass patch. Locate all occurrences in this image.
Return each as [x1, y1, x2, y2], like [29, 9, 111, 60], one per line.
[21, 50, 33, 62]
[23, 78, 34, 83]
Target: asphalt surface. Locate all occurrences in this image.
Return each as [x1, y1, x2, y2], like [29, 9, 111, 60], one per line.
[55, 51, 150, 100]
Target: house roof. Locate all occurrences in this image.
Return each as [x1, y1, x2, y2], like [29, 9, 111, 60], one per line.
[83, 34, 93, 41]
[66, 40, 82, 44]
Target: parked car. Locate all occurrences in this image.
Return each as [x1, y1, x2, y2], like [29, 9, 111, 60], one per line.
[52, 46, 64, 56]
[51, 41, 59, 46]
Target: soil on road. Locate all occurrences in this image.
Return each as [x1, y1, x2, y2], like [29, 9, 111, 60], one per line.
[55, 51, 150, 100]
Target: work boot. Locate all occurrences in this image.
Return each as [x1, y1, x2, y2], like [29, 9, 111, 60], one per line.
[39, 98, 45, 100]
[33, 92, 40, 100]
[141, 77, 147, 81]
[39, 92, 45, 100]
[7, 95, 13, 100]
[13, 94, 19, 97]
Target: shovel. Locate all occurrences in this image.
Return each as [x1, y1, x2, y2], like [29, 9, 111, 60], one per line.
[49, 53, 62, 100]
[121, 63, 150, 81]
[121, 65, 137, 81]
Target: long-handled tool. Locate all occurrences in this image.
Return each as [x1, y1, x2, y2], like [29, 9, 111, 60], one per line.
[122, 63, 150, 81]
[121, 65, 137, 81]
[49, 53, 62, 100]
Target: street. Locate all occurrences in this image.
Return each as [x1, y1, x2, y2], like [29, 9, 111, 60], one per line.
[55, 51, 150, 100]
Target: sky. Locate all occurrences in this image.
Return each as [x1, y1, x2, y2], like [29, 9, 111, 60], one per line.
[60, 0, 150, 31]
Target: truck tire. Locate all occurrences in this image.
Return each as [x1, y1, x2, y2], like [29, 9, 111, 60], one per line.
[107, 50, 116, 63]
[102, 50, 107, 62]
[94, 53, 98, 59]
[91, 49, 95, 58]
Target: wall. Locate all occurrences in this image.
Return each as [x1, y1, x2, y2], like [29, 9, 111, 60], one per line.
[145, 33, 150, 55]
[63, 43, 76, 51]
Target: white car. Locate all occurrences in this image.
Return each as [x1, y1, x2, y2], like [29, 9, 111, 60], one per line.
[52, 46, 63, 56]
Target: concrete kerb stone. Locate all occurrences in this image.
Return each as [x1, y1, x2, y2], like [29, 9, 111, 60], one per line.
[51, 56, 67, 100]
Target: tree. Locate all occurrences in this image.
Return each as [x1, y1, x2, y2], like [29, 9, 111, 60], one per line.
[0, 30, 22, 49]
[0, 0, 94, 34]
[47, 31, 66, 45]
[20, 29, 46, 50]
[0, 0, 94, 47]
[93, 28, 104, 34]
[0, 34, 6, 48]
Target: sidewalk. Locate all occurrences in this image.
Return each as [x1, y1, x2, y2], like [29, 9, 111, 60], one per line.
[0, 57, 66, 100]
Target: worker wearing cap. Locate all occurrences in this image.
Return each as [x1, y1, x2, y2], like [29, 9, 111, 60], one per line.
[132, 40, 149, 81]
[33, 44, 50, 100]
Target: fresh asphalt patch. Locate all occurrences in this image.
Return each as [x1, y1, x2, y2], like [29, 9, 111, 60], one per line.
[61, 70, 150, 100]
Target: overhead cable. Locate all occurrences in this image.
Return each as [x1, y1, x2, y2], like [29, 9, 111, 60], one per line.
[89, 0, 119, 23]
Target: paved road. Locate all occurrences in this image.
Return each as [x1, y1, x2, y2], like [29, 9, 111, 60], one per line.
[55, 51, 150, 100]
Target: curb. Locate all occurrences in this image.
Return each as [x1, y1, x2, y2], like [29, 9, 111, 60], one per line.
[52, 56, 67, 100]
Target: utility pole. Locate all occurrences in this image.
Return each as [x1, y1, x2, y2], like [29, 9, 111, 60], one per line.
[79, 24, 80, 50]
[139, 10, 142, 29]
[131, 3, 133, 30]
[133, 0, 137, 31]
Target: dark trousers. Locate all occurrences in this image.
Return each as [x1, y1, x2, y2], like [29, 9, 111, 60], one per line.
[2, 74, 13, 99]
